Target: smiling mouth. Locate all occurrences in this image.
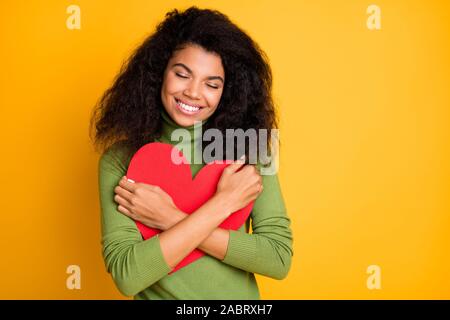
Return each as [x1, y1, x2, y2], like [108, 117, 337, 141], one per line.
[175, 97, 204, 114]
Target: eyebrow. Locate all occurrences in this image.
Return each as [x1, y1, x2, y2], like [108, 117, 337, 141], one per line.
[172, 63, 224, 83]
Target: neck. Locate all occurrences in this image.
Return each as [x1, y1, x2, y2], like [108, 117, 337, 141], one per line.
[159, 108, 207, 164]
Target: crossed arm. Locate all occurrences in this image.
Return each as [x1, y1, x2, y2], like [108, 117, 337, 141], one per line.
[115, 175, 234, 261]
[170, 210, 231, 260]
[99, 147, 293, 296]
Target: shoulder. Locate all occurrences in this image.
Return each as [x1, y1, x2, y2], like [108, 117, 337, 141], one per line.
[98, 140, 134, 173]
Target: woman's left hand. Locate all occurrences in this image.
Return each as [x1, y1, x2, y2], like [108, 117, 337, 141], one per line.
[114, 176, 184, 231]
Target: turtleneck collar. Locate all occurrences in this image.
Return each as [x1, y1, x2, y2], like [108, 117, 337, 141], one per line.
[160, 108, 208, 142]
[159, 108, 209, 165]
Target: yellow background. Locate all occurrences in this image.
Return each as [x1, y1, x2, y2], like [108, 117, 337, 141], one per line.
[0, 0, 449, 299]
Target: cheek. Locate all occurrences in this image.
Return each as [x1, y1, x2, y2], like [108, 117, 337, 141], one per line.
[164, 74, 185, 94]
[206, 90, 223, 109]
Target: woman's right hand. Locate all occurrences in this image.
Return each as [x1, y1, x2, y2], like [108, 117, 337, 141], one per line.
[215, 156, 264, 216]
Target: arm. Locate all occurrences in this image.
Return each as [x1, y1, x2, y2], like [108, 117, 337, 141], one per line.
[158, 194, 230, 269]
[222, 171, 294, 280]
[99, 144, 232, 297]
[166, 209, 230, 260]
[169, 172, 294, 280]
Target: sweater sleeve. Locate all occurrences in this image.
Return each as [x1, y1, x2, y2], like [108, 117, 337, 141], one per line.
[221, 171, 294, 280]
[98, 143, 172, 297]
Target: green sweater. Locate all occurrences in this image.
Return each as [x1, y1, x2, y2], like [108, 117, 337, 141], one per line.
[97, 109, 294, 299]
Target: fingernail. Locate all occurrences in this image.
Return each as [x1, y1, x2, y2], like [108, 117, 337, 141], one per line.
[127, 178, 135, 183]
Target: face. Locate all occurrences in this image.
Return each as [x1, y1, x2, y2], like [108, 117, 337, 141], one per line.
[161, 44, 225, 127]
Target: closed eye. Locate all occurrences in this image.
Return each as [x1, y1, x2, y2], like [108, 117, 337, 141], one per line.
[176, 73, 219, 89]
[175, 73, 188, 79]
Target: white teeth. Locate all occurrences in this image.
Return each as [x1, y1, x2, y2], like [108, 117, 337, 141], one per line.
[177, 99, 200, 112]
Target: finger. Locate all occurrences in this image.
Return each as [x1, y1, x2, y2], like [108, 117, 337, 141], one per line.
[259, 184, 264, 193]
[250, 165, 262, 178]
[117, 204, 133, 217]
[114, 185, 133, 202]
[119, 176, 138, 192]
[114, 194, 132, 210]
[225, 155, 246, 173]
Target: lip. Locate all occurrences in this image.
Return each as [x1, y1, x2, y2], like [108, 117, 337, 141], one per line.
[174, 97, 204, 115]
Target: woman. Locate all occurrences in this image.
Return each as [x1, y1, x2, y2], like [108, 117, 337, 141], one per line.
[90, 6, 293, 300]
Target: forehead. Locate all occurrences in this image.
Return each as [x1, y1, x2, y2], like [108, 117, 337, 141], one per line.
[169, 45, 224, 76]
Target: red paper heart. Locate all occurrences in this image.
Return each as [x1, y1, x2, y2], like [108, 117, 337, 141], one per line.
[126, 142, 254, 274]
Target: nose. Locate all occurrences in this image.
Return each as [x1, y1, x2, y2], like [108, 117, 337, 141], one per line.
[183, 80, 201, 100]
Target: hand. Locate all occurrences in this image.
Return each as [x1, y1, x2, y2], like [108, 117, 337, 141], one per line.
[215, 157, 264, 216]
[114, 176, 184, 231]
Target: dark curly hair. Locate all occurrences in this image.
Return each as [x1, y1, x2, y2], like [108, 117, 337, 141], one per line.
[89, 6, 279, 164]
